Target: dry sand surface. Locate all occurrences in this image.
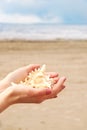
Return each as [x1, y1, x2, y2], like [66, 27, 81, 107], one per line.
[0, 40, 87, 130]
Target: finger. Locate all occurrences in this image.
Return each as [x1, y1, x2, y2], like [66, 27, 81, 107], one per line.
[12, 85, 51, 98]
[52, 77, 59, 84]
[40, 91, 58, 101]
[26, 64, 40, 73]
[53, 77, 66, 95]
[46, 72, 59, 78]
[42, 85, 65, 100]
[32, 88, 52, 97]
[24, 87, 52, 97]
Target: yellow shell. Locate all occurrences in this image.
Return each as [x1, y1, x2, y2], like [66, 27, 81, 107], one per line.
[11, 64, 53, 88]
[21, 64, 53, 88]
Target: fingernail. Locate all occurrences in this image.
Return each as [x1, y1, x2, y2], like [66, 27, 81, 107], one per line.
[62, 85, 66, 89]
[46, 89, 51, 95]
[53, 95, 57, 98]
[62, 77, 66, 81]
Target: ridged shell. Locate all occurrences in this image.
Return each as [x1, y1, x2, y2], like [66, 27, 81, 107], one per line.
[12, 64, 53, 88]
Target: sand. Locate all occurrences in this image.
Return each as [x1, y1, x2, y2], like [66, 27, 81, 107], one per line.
[0, 40, 87, 130]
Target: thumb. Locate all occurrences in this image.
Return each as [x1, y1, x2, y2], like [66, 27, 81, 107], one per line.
[32, 88, 52, 97]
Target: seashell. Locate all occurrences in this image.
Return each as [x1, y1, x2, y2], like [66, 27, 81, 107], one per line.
[11, 64, 53, 88]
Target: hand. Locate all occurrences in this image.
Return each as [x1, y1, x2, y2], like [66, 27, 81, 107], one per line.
[0, 75, 66, 113]
[7, 73, 66, 104]
[0, 64, 40, 92]
[0, 64, 66, 113]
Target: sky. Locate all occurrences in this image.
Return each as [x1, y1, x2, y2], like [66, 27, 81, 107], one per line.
[0, 0, 87, 24]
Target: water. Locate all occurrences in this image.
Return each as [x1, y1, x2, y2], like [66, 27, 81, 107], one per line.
[0, 23, 87, 40]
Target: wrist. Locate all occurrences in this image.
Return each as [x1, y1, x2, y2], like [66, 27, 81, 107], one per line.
[0, 87, 14, 113]
[0, 78, 11, 92]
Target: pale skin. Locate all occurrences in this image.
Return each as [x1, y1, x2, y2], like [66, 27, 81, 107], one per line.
[0, 64, 66, 113]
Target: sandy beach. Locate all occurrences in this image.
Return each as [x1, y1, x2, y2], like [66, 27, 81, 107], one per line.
[0, 40, 87, 130]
